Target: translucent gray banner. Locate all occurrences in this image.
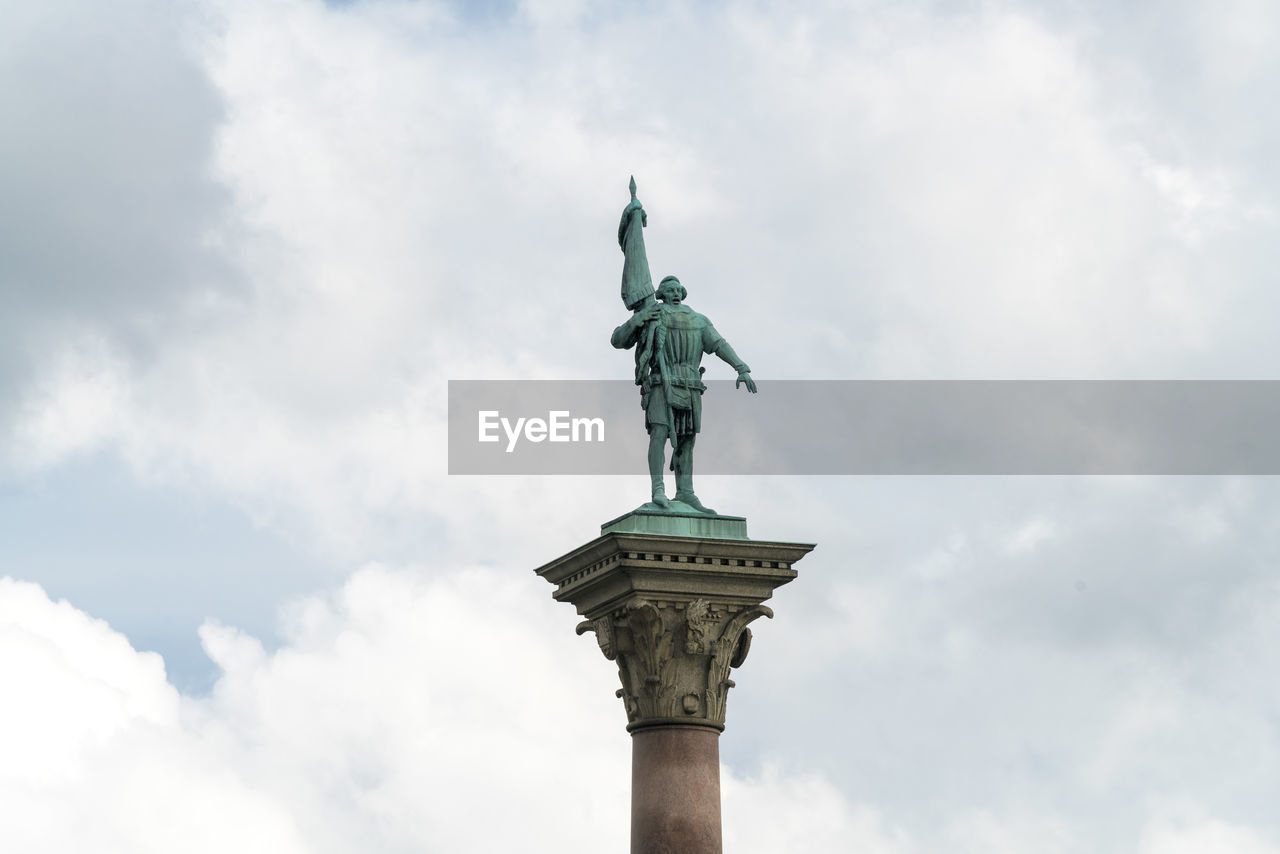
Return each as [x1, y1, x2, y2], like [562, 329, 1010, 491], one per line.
[448, 380, 1280, 474]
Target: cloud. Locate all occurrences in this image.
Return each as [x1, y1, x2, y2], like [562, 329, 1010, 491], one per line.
[0, 577, 176, 786]
[0, 568, 625, 853]
[4, 2, 1280, 850]
[723, 765, 912, 853]
[2, 566, 920, 853]
[719, 475, 1280, 847]
[0, 0, 237, 419]
[0, 577, 308, 853]
[6, 561, 1279, 852]
[1140, 813, 1280, 854]
[9, 0, 1280, 555]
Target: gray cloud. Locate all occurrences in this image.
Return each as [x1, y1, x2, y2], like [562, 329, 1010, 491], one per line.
[5, 2, 1280, 850]
[0, 0, 235, 411]
[722, 475, 1280, 849]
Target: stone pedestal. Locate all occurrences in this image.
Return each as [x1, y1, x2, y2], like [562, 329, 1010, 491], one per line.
[535, 513, 814, 853]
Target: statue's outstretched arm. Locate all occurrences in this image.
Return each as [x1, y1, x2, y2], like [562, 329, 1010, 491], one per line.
[713, 340, 750, 374]
[714, 340, 757, 392]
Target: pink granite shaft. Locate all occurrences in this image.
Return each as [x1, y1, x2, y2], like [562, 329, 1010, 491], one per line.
[631, 726, 722, 854]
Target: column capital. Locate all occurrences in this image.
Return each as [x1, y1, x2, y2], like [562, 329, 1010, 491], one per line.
[535, 531, 814, 731]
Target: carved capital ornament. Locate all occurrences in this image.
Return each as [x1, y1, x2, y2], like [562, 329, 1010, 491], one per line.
[537, 531, 814, 731]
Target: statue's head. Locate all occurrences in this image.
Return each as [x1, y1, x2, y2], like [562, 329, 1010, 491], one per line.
[657, 276, 687, 305]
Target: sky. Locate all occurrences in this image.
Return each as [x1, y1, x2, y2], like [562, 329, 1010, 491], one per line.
[2, 0, 1280, 851]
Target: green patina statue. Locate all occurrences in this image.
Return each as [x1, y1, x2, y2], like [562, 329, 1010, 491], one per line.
[611, 177, 756, 515]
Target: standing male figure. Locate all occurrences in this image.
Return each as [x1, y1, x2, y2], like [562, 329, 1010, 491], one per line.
[611, 275, 756, 513]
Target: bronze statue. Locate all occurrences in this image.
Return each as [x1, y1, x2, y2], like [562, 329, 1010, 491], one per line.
[612, 178, 756, 514]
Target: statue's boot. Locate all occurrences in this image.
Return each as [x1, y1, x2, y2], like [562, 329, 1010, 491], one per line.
[651, 477, 670, 508]
[674, 473, 715, 515]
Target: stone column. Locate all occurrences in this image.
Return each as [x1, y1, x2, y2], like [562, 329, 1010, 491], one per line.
[535, 521, 814, 853]
[631, 725, 721, 854]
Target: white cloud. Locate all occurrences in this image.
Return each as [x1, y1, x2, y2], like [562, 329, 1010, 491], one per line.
[4, 1, 1280, 851]
[9, 0, 1278, 557]
[940, 808, 1081, 854]
[724, 764, 912, 853]
[4, 567, 923, 853]
[1140, 811, 1280, 854]
[0, 577, 307, 854]
[0, 568, 623, 852]
[9, 338, 131, 471]
[0, 578, 176, 786]
[1004, 516, 1058, 555]
[8, 561, 1278, 852]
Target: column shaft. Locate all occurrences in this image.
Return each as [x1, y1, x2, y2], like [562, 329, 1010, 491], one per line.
[631, 726, 722, 854]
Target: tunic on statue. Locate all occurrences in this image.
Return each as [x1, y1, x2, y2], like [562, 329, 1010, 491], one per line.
[611, 304, 726, 437]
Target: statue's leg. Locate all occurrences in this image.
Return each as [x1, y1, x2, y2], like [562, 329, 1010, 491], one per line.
[673, 434, 715, 514]
[648, 426, 669, 507]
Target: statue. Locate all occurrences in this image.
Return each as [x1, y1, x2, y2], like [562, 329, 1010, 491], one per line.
[611, 178, 756, 514]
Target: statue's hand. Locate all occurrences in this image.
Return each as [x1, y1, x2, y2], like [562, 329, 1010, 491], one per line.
[631, 302, 661, 328]
[735, 372, 757, 394]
